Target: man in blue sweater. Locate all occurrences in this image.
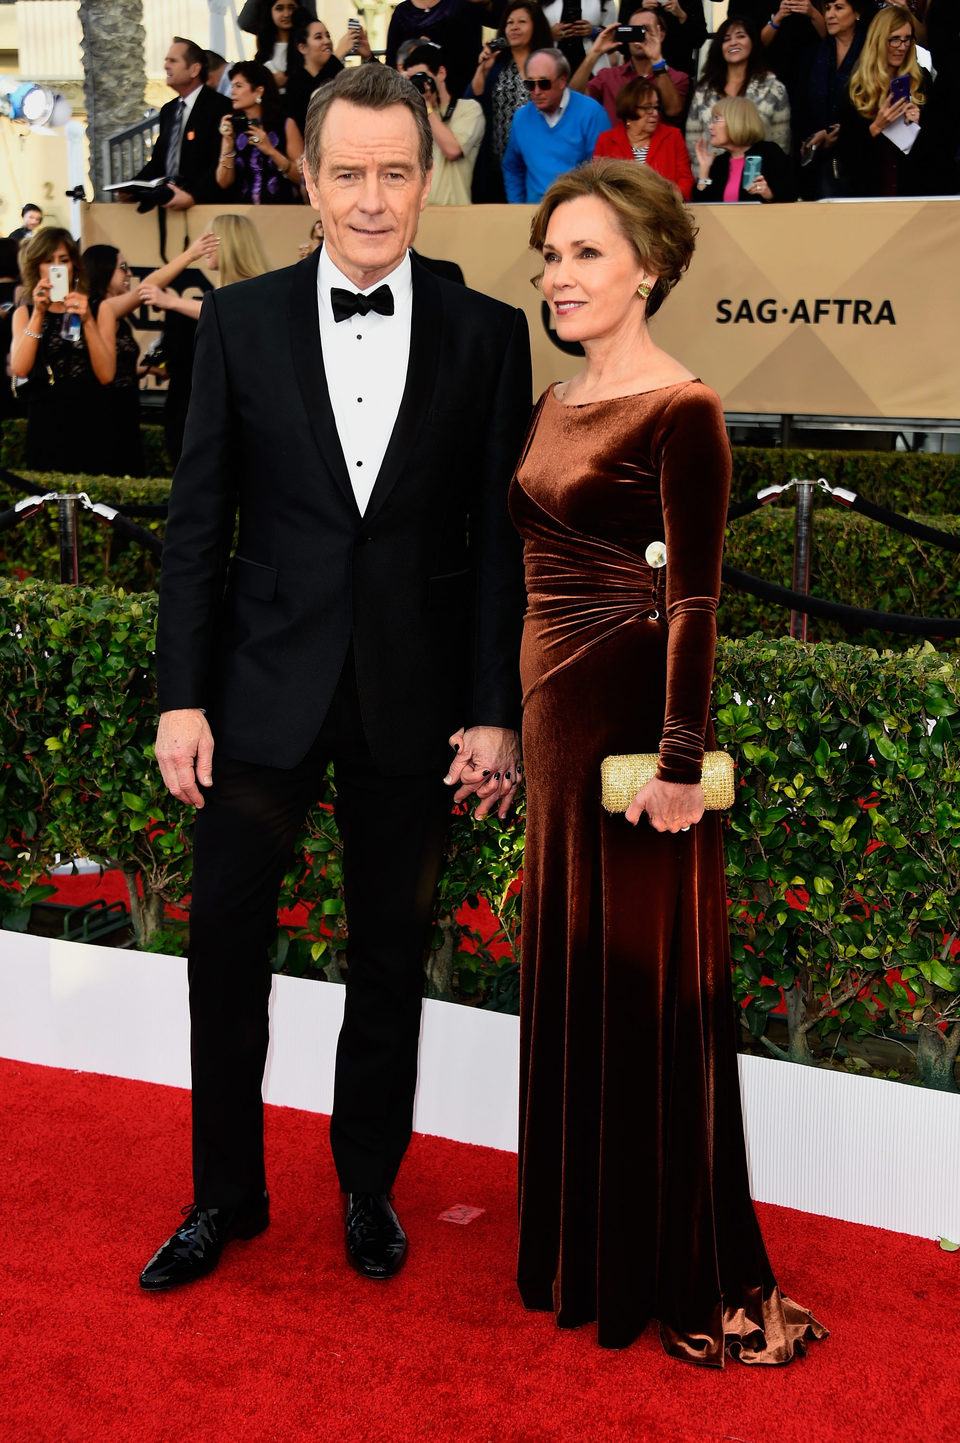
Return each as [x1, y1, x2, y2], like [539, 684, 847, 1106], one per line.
[502, 48, 608, 203]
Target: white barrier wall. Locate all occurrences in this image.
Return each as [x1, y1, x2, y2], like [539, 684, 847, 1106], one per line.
[3, 930, 959, 1241]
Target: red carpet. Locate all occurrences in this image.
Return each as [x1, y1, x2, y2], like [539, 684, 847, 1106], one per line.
[1, 1058, 956, 1443]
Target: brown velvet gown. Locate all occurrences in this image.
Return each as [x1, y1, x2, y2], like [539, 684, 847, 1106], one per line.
[510, 381, 827, 1366]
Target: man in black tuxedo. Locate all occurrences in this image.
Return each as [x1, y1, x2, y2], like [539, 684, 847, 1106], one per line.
[140, 63, 532, 1290]
[126, 37, 232, 209]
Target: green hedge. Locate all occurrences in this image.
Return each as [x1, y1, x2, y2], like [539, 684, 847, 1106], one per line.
[2, 579, 958, 1087]
[1, 417, 170, 478]
[720, 508, 960, 652]
[732, 447, 960, 516]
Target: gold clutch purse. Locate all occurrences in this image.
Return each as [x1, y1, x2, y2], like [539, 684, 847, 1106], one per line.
[600, 751, 735, 813]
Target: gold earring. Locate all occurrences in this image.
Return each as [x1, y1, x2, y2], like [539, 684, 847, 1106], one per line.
[637, 281, 652, 300]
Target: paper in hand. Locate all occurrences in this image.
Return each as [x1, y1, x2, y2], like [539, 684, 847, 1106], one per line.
[882, 114, 920, 156]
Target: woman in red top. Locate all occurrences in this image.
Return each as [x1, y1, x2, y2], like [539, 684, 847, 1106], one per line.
[593, 77, 695, 199]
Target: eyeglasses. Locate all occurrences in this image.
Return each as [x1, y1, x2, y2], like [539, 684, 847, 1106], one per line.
[118, 261, 131, 273]
[633, 105, 659, 113]
[523, 77, 555, 92]
[888, 36, 912, 47]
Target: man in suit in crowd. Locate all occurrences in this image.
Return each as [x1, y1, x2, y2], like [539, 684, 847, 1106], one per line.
[140, 63, 532, 1291]
[125, 37, 231, 209]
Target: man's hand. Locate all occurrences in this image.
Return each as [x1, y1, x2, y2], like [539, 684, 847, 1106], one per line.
[163, 183, 195, 211]
[155, 708, 214, 808]
[443, 726, 522, 820]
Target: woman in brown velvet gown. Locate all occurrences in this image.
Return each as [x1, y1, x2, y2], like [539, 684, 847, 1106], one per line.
[510, 159, 826, 1366]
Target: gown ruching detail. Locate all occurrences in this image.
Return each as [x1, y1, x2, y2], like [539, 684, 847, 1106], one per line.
[509, 381, 827, 1366]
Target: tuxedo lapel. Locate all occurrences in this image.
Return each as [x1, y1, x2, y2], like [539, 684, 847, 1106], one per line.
[363, 257, 442, 522]
[288, 249, 358, 515]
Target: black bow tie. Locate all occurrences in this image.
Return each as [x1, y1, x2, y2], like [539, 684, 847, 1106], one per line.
[331, 285, 395, 323]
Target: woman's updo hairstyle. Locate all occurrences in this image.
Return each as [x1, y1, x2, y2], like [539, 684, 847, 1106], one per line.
[529, 159, 697, 319]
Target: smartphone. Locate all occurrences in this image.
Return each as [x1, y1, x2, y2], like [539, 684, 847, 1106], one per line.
[347, 16, 361, 53]
[560, 0, 583, 24]
[229, 114, 248, 132]
[742, 154, 762, 189]
[889, 74, 911, 106]
[48, 264, 69, 303]
[616, 24, 647, 42]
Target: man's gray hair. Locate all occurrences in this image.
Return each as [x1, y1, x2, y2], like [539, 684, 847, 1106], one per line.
[304, 64, 433, 178]
[525, 47, 571, 78]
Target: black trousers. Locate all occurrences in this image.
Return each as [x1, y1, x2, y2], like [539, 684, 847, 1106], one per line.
[187, 654, 453, 1206]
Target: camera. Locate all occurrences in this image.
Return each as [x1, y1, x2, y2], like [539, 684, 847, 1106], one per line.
[616, 24, 647, 42]
[488, 36, 511, 54]
[408, 71, 437, 96]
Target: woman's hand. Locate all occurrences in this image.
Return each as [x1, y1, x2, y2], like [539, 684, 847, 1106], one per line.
[477, 41, 497, 71]
[354, 26, 372, 60]
[658, 0, 686, 19]
[32, 278, 52, 315]
[747, 173, 773, 201]
[563, 19, 594, 37]
[219, 115, 234, 140]
[185, 231, 218, 266]
[904, 100, 921, 125]
[64, 291, 91, 323]
[138, 283, 174, 311]
[870, 93, 909, 136]
[625, 777, 705, 832]
[695, 136, 714, 177]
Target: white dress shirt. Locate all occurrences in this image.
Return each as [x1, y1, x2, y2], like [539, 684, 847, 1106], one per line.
[316, 247, 413, 516]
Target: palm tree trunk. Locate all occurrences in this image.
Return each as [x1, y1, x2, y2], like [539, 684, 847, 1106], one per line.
[79, 0, 147, 200]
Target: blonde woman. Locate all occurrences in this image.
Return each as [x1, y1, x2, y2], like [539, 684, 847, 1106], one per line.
[835, 4, 934, 194]
[139, 214, 270, 321]
[694, 95, 798, 201]
[139, 215, 270, 466]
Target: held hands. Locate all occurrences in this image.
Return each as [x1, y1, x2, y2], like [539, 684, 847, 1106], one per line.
[871, 94, 912, 135]
[444, 726, 522, 821]
[747, 173, 773, 201]
[625, 777, 704, 832]
[32, 278, 52, 314]
[155, 709, 215, 808]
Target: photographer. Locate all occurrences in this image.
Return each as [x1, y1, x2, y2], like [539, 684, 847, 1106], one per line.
[468, 1, 554, 201]
[570, 7, 688, 122]
[542, 0, 618, 74]
[217, 62, 304, 203]
[399, 44, 485, 205]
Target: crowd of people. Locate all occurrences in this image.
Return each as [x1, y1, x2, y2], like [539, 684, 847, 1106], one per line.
[2, 2, 957, 475]
[101, 4, 957, 212]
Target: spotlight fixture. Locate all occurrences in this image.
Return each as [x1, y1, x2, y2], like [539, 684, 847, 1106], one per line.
[0, 77, 72, 129]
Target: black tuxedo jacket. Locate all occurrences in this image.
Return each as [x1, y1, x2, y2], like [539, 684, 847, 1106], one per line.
[156, 251, 533, 771]
[136, 86, 232, 204]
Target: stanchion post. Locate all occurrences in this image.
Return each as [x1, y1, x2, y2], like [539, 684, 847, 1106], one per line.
[57, 495, 80, 584]
[790, 480, 815, 641]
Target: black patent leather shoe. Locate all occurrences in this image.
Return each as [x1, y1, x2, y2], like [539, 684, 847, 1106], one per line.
[344, 1193, 408, 1279]
[139, 1192, 269, 1291]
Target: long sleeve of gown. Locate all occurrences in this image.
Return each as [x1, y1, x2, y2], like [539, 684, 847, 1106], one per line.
[653, 385, 731, 785]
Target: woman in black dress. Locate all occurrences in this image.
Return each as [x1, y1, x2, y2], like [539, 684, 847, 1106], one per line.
[82, 233, 219, 477]
[9, 228, 115, 474]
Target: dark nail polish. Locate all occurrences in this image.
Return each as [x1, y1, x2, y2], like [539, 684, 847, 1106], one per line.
[483, 770, 491, 776]
[494, 773, 501, 780]
[454, 744, 460, 752]
[505, 771, 511, 779]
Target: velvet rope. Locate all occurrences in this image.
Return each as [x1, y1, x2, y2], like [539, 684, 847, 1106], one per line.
[721, 564, 960, 637]
[845, 494, 960, 553]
